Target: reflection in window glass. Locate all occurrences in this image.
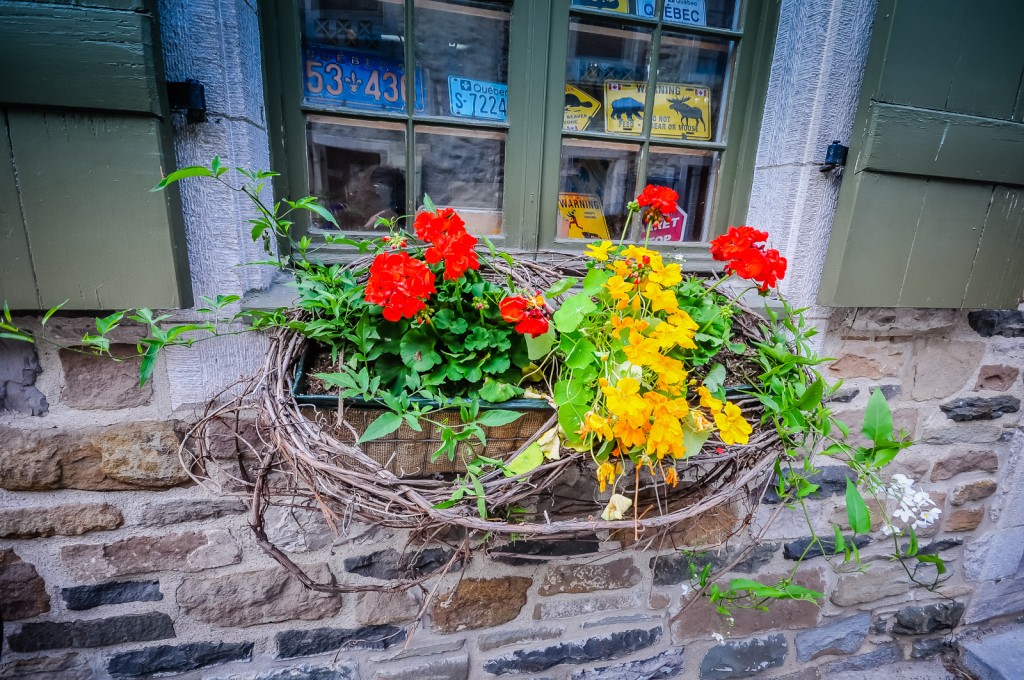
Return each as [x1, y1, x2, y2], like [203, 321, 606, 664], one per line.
[557, 140, 639, 240]
[307, 117, 407, 231]
[415, 1, 510, 122]
[564, 19, 652, 134]
[417, 127, 506, 235]
[656, 33, 734, 142]
[301, 0, 424, 113]
[645, 148, 717, 242]
[571, 0, 739, 31]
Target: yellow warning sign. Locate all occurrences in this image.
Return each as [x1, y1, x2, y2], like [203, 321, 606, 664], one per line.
[603, 80, 711, 141]
[558, 193, 610, 239]
[563, 84, 601, 132]
[571, 0, 629, 12]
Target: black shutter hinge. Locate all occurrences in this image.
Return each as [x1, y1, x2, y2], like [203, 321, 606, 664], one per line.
[819, 140, 848, 173]
[167, 80, 207, 123]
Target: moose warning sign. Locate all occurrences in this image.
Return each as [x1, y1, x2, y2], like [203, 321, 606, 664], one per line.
[603, 81, 711, 141]
[563, 84, 601, 131]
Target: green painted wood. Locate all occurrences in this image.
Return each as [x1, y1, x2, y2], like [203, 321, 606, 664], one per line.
[943, 3, 1024, 119]
[963, 186, 1024, 308]
[0, 2, 160, 115]
[0, 111, 39, 310]
[7, 110, 190, 309]
[859, 103, 1024, 186]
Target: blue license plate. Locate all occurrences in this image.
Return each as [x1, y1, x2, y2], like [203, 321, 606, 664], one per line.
[447, 76, 508, 121]
[303, 47, 425, 113]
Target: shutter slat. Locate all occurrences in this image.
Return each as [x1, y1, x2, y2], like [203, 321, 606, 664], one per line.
[0, 111, 39, 310]
[963, 187, 1024, 308]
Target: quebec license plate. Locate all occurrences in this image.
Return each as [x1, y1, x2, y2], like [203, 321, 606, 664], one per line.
[303, 47, 425, 113]
[447, 76, 508, 121]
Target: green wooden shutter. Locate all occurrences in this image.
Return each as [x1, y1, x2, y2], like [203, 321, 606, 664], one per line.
[0, 0, 191, 311]
[818, 0, 1024, 309]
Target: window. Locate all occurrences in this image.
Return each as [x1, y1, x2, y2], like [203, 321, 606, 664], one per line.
[263, 0, 778, 257]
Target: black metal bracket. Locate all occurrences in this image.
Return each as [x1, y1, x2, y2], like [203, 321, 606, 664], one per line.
[819, 140, 848, 173]
[167, 79, 207, 123]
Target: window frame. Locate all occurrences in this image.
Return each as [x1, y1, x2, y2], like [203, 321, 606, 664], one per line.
[259, 0, 780, 264]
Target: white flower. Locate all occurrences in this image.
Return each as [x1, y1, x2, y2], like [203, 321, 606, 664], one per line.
[712, 632, 725, 643]
[679, 584, 691, 596]
[891, 473, 912, 488]
[894, 507, 915, 523]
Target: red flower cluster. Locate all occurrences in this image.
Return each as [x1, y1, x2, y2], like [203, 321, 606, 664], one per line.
[709, 226, 787, 292]
[499, 295, 550, 337]
[636, 184, 679, 224]
[364, 252, 436, 322]
[414, 207, 480, 280]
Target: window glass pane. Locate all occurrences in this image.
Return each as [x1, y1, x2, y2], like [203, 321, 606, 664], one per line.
[301, 0, 424, 114]
[645, 147, 718, 242]
[570, 0, 740, 31]
[416, 126, 506, 236]
[415, 1, 511, 122]
[564, 19, 653, 134]
[307, 117, 407, 231]
[556, 139, 640, 240]
[654, 33, 734, 142]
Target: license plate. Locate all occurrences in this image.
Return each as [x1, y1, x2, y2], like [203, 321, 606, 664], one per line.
[303, 47, 425, 113]
[448, 76, 508, 121]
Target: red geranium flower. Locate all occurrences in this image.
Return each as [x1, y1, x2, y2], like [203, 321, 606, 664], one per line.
[425, 228, 480, 281]
[710, 226, 786, 292]
[413, 207, 465, 243]
[499, 295, 549, 337]
[499, 296, 529, 322]
[364, 251, 436, 321]
[637, 184, 679, 217]
[515, 315, 549, 337]
[709, 226, 770, 261]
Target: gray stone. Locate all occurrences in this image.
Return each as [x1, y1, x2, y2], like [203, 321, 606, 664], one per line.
[7, 613, 175, 652]
[699, 634, 787, 679]
[0, 549, 50, 620]
[482, 628, 663, 675]
[265, 505, 335, 552]
[965, 577, 1024, 624]
[60, 344, 153, 409]
[826, 387, 859, 403]
[922, 419, 1005, 445]
[582, 614, 663, 629]
[963, 628, 1024, 679]
[891, 601, 965, 635]
[931, 450, 999, 481]
[951, 478, 997, 505]
[345, 547, 456, 580]
[910, 637, 953, 659]
[794, 613, 869, 662]
[830, 563, 913, 606]
[763, 466, 857, 504]
[61, 529, 241, 581]
[847, 308, 958, 335]
[375, 654, 469, 680]
[783, 535, 870, 560]
[177, 565, 342, 627]
[489, 535, 601, 565]
[252, 666, 357, 680]
[63, 580, 162, 610]
[539, 558, 641, 595]
[570, 647, 686, 679]
[0, 338, 47, 415]
[910, 340, 985, 400]
[137, 498, 246, 527]
[108, 641, 253, 678]
[0, 503, 123, 538]
[431, 576, 532, 633]
[975, 365, 1020, 391]
[277, 625, 406, 658]
[0, 652, 93, 680]
[356, 589, 419, 626]
[533, 592, 640, 620]
[823, 645, 903, 673]
[828, 660, 955, 680]
[940, 396, 1020, 421]
[650, 544, 778, 586]
[967, 310, 1024, 338]
[477, 626, 564, 651]
[878, 384, 902, 399]
[964, 527, 1024, 581]
[375, 640, 466, 662]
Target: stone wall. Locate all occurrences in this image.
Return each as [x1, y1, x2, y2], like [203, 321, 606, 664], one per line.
[2, 308, 1022, 679]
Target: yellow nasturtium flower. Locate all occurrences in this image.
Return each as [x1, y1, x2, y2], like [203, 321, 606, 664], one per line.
[648, 262, 682, 287]
[647, 415, 683, 459]
[715, 402, 753, 445]
[585, 240, 614, 261]
[698, 385, 724, 412]
[641, 283, 679, 313]
[596, 461, 622, 492]
[604, 275, 633, 301]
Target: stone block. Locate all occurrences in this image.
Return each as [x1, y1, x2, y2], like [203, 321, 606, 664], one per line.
[830, 407, 919, 447]
[533, 592, 640, 621]
[7, 612, 175, 652]
[177, 565, 342, 627]
[0, 549, 49, 620]
[967, 310, 1024, 338]
[0, 338, 47, 416]
[941, 396, 1020, 422]
[265, 505, 335, 553]
[63, 580, 162, 611]
[783, 535, 870, 561]
[489, 535, 601, 565]
[477, 626, 564, 651]
[965, 577, 1024, 624]
[910, 340, 985, 401]
[570, 647, 686, 679]
[582, 614, 662, 629]
[60, 345, 153, 409]
[763, 466, 857, 504]
[650, 544, 778, 586]
[891, 601, 964, 635]
[962, 627, 1024, 679]
[965, 527, 1024, 581]
[375, 654, 469, 680]
[248, 666, 357, 680]
[951, 479, 997, 505]
[910, 637, 954, 659]
[61, 529, 241, 581]
[975, 365, 1020, 391]
[375, 640, 465, 662]
[827, 344, 904, 379]
[845, 308, 958, 335]
[830, 563, 912, 606]
[0, 652, 93, 680]
[356, 590, 420, 626]
[276, 625, 405, 658]
[107, 641, 253, 678]
[538, 558, 640, 595]
[822, 645, 903, 673]
[345, 547, 455, 580]
[431, 576, 531, 633]
[794, 613, 869, 662]
[921, 417, 1005, 446]
[137, 498, 246, 527]
[698, 634, 787, 679]
[0, 503, 123, 538]
[946, 508, 985, 532]
[931, 450, 999, 481]
[482, 627, 663, 675]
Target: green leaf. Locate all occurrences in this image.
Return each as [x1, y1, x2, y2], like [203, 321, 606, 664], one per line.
[796, 377, 825, 411]
[504, 442, 544, 477]
[545, 277, 578, 298]
[302, 200, 339, 227]
[872, 447, 901, 467]
[2, 301, 10, 323]
[422, 194, 437, 212]
[862, 388, 893, 445]
[702, 363, 727, 393]
[582, 268, 611, 294]
[151, 165, 214, 191]
[138, 342, 160, 387]
[916, 554, 947, 574]
[477, 409, 524, 427]
[525, 329, 555, 360]
[41, 300, 68, 326]
[400, 331, 441, 371]
[565, 337, 597, 370]
[0, 331, 33, 343]
[479, 379, 522, 403]
[906, 527, 919, 557]
[472, 475, 488, 518]
[833, 524, 847, 553]
[357, 412, 404, 443]
[552, 293, 597, 333]
[845, 478, 871, 534]
[682, 425, 711, 458]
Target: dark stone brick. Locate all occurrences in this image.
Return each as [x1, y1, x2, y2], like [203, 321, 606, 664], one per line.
[0, 549, 49, 620]
[872, 616, 888, 634]
[570, 647, 686, 679]
[878, 384, 901, 399]
[826, 387, 859, 404]
[967, 310, 1024, 338]
[910, 637, 954, 659]
[490, 535, 601, 566]
[892, 601, 965, 635]
[898, 538, 963, 556]
[108, 641, 253, 678]
[277, 624, 406, 658]
[255, 665, 358, 680]
[794, 613, 869, 662]
[482, 627, 662, 675]
[824, 645, 903, 672]
[783, 535, 870, 560]
[7, 612, 174, 652]
[62, 580, 162, 611]
[763, 467, 858, 504]
[0, 338, 47, 416]
[699, 634, 787, 679]
[344, 548, 455, 580]
[650, 544, 777, 586]
[940, 396, 1020, 421]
